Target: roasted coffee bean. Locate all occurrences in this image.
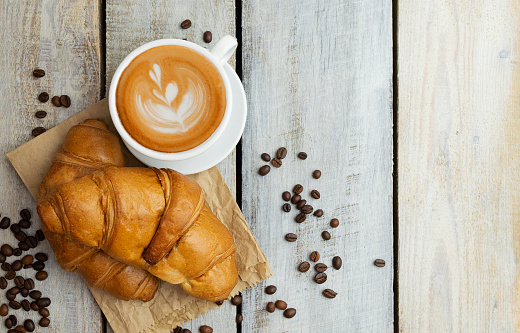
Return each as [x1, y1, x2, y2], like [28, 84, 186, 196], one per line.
[214, 300, 223, 306]
[282, 203, 291, 212]
[23, 279, 34, 290]
[294, 213, 306, 223]
[182, 330, 191, 333]
[271, 158, 282, 168]
[314, 209, 324, 217]
[230, 295, 242, 306]
[60, 95, 71, 108]
[275, 300, 287, 310]
[297, 152, 307, 160]
[310, 190, 320, 199]
[12, 249, 21, 257]
[285, 233, 297, 242]
[35, 297, 50, 308]
[19, 209, 30, 220]
[276, 147, 287, 159]
[330, 218, 339, 228]
[18, 220, 30, 229]
[32, 69, 45, 78]
[9, 301, 21, 310]
[35, 111, 47, 119]
[173, 326, 182, 333]
[314, 272, 327, 284]
[0, 304, 7, 316]
[293, 184, 303, 195]
[266, 302, 275, 313]
[180, 19, 192, 29]
[282, 191, 291, 201]
[1, 263, 11, 271]
[310, 251, 320, 262]
[10, 224, 20, 234]
[35, 230, 45, 241]
[265, 285, 276, 295]
[0, 217, 10, 229]
[258, 165, 270, 176]
[1, 245, 13, 257]
[312, 170, 321, 179]
[37, 92, 49, 103]
[38, 318, 50, 328]
[38, 308, 49, 317]
[31, 127, 46, 137]
[32, 261, 44, 271]
[8, 315, 16, 326]
[296, 199, 306, 210]
[29, 290, 41, 300]
[14, 276, 24, 288]
[374, 259, 386, 267]
[203, 31, 212, 43]
[30, 302, 38, 311]
[51, 96, 61, 107]
[5, 292, 15, 301]
[0, 254, 5, 264]
[0, 277, 7, 289]
[332, 256, 342, 270]
[19, 288, 28, 298]
[5, 271, 15, 280]
[23, 319, 34, 332]
[11, 261, 22, 271]
[35, 271, 47, 281]
[15, 232, 27, 242]
[321, 231, 331, 240]
[283, 308, 296, 318]
[261, 153, 271, 162]
[21, 300, 30, 312]
[291, 195, 301, 204]
[7, 329, 15, 333]
[315, 263, 327, 273]
[298, 261, 310, 272]
[235, 314, 243, 323]
[8, 287, 19, 295]
[301, 205, 313, 214]
[323, 289, 337, 299]
[18, 243, 29, 252]
[199, 325, 212, 333]
[5, 317, 13, 328]
[21, 255, 33, 266]
[26, 237, 37, 248]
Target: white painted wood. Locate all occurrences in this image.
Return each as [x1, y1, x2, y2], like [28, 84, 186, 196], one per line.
[398, 1, 520, 331]
[106, 1, 238, 331]
[241, 0, 394, 331]
[0, 0, 103, 331]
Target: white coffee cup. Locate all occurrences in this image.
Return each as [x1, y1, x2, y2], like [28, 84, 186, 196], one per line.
[109, 35, 238, 161]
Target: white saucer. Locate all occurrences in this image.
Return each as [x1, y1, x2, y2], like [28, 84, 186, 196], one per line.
[125, 63, 247, 174]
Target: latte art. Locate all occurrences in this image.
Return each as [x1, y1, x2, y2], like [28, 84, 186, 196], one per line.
[116, 45, 226, 153]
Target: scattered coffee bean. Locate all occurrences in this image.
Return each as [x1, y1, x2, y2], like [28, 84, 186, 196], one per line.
[275, 300, 287, 310]
[7, 329, 15, 333]
[0, 254, 4, 264]
[12, 249, 21, 257]
[13, 277, 24, 288]
[8, 315, 16, 326]
[15, 232, 27, 242]
[23, 319, 34, 332]
[214, 300, 223, 306]
[314, 272, 327, 284]
[282, 203, 291, 212]
[32, 261, 44, 271]
[296, 199, 306, 210]
[30, 302, 38, 312]
[20, 288, 28, 298]
[21, 300, 29, 312]
[258, 165, 270, 176]
[32, 69, 45, 78]
[298, 261, 310, 272]
[23, 279, 34, 290]
[314, 209, 324, 217]
[293, 184, 303, 195]
[285, 233, 297, 242]
[266, 302, 275, 313]
[6, 292, 15, 301]
[5, 317, 13, 329]
[19, 209, 30, 220]
[37, 92, 49, 103]
[236, 313, 243, 323]
[322, 289, 338, 299]
[9, 301, 20, 310]
[38, 317, 50, 328]
[1, 263, 11, 271]
[321, 231, 331, 240]
[199, 325, 212, 333]
[5, 271, 15, 280]
[297, 152, 307, 160]
[294, 213, 306, 223]
[26, 236, 37, 248]
[261, 153, 271, 162]
[291, 195, 301, 204]
[35, 230, 45, 241]
[11, 261, 22, 271]
[0, 217, 10, 229]
[283, 308, 296, 318]
[60, 95, 71, 108]
[230, 295, 242, 306]
[374, 259, 386, 267]
[51, 96, 61, 107]
[312, 170, 322, 179]
[29, 290, 41, 300]
[10, 224, 20, 234]
[35, 297, 50, 308]
[18, 243, 29, 252]
[265, 285, 276, 295]
[276, 147, 287, 159]
[330, 218, 339, 228]
[35, 111, 47, 119]
[315, 263, 328, 273]
[0, 277, 7, 289]
[301, 205, 313, 214]
[310, 190, 320, 199]
[271, 158, 282, 168]
[0, 304, 7, 316]
[182, 329, 191, 333]
[173, 327, 182, 333]
[21, 255, 33, 266]
[310, 251, 320, 262]
[282, 191, 291, 201]
[38, 308, 49, 317]
[18, 220, 30, 229]
[203, 31, 212, 43]
[7, 287, 19, 295]
[35, 271, 47, 281]
[31, 127, 46, 137]
[180, 19, 192, 29]
[1, 245, 13, 257]
[332, 256, 342, 270]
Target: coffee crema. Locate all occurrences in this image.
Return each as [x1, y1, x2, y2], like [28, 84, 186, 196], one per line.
[116, 45, 226, 153]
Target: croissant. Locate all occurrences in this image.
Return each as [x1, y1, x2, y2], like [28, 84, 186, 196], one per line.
[37, 119, 238, 302]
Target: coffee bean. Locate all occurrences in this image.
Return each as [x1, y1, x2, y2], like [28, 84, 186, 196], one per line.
[1, 245, 13, 257]
[26, 236, 37, 248]
[31, 127, 46, 137]
[271, 158, 282, 168]
[330, 218, 339, 228]
[37, 92, 49, 103]
[12, 249, 21, 257]
[332, 256, 342, 270]
[60, 95, 71, 108]
[38, 318, 50, 328]
[276, 147, 287, 159]
[51, 96, 61, 107]
[294, 213, 306, 223]
[0, 254, 4, 264]
[5, 271, 15, 280]
[0, 304, 7, 316]
[38, 308, 49, 317]
[314, 209, 324, 217]
[203, 31, 212, 43]
[10, 224, 20, 234]
[7, 287, 19, 295]
[314, 272, 327, 284]
[23, 319, 34, 332]
[266, 302, 275, 313]
[20, 288, 28, 298]
[32, 261, 44, 271]
[180, 19, 192, 29]
[182, 329, 191, 333]
[19, 209, 30, 220]
[283, 308, 296, 318]
[312, 170, 321, 179]
[297, 152, 307, 160]
[199, 325, 212, 333]
[35, 111, 47, 119]
[35, 230, 45, 241]
[0, 277, 7, 289]
[214, 300, 223, 306]
[315, 263, 327, 273]
[261, 153, 271, 162]
[321, 231, 331, 240]
[30, 302, 38, 311]
[173, 327, 182, 333]
[296, 199, 307, 210]
[9, 301, 20, 310]
[35, 271, 47, 281]
[8, 315, 16, 326]
[14, 276, 24, 288]
[5, 317, 13, 329]
[15, 232, 27, 242]
[293, 184, 303, 195]
[21, 300, 29, 312]
[21, 255, 33, 266]
[32, 69, 45, 78]
[265, 285, 276, 295]
[7, 329, 15, 333]
[258, 165, 270, 176]
[275, 300, 287, 310]
[310, 251, 320, 262]
[35, 297, 50, 308]
[230, 295, 242, 306]
[298, 261, 310, 272]
[282, 191, 291, 201]
[1, 263, 11, 271]
[6, 292, 15, 301]
[18, 220, 30, 229]
[323, 289, 338, 299]
[282, 203, 291, 212]
[18, 243, 29, 252]
[310, 190, 320, 199]
[23, 279, 34, 290]
[374, 259, 386, 267]
[0, 217, 10, 229]
[29, 290, 41, 300]
[301, 205, 313, 214]
[11, 261, 22, 271]
[285, 233, 297, 242]
[235, 314, 243, 323]
[291, 195, 301, 204]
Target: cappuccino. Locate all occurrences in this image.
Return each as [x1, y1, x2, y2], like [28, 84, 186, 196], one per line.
[116, 45, 226, 153]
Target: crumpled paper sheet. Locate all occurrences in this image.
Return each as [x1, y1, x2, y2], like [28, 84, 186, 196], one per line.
[6, 99, 273, 333]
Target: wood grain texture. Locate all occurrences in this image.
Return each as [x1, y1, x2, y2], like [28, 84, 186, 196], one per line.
[398, 0, 520, 331]
[0, 0, 103, 331]
[105, 0, 237, 331]
[241, 0, 394, 331]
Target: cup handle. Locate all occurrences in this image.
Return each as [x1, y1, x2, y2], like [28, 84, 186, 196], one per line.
[210, 35, 238, 66]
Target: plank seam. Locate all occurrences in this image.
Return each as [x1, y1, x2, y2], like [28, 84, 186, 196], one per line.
[392, 0, 399, 332]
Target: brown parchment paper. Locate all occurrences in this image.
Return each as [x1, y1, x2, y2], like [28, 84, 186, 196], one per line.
[6, 99, 273, 333]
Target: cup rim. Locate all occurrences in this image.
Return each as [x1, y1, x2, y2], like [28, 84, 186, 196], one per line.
[108, 38, 233, 161]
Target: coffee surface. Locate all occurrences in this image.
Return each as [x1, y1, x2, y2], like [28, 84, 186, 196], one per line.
[116, 45, 226, 153]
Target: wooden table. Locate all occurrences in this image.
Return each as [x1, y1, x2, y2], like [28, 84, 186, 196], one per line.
[0, 0, 517, 332]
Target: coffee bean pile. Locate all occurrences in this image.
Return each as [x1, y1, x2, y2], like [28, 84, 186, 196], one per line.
[262, 285, 296, 319]
[0, 209, 51, 331]
[179, 19, 213, 44]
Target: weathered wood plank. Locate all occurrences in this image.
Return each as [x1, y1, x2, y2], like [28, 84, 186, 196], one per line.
[241, 0, 394, 331]
[106, 1, 237, 331]
[398, 0, 520, 331]
[0, 0, 103, 331]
